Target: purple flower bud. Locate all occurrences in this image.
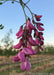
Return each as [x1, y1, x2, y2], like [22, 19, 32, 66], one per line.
[39, 32, 43, 35]
[28, 37, 37, 46]
[37, 23, 43, 26]
[35, 15, 42, 21]
[40, 35, 44, 40]
[16, 26, 24, 39]
[17, 30, 24, 39]
[13, 55, 20, 62]
[36, 30, 39, 36]
[26, 19, 35, 31]
[14, 40, 22, 49]
[37, 25, 44, 31]
[35, 38, 39, 45]
[16, 26, 23, 36]
[40, 41, 44, 46]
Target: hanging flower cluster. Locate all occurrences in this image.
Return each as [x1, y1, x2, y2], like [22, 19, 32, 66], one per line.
[0, 0, 44, 71]
[13, 14, 44, 71]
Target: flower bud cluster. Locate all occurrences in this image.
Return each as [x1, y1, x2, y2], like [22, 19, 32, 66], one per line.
[13, 14, 44, 71]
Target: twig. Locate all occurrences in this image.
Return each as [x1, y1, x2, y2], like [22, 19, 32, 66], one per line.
[26, 0, 30, 4]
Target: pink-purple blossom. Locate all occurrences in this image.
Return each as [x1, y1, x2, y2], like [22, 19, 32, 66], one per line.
[20, 59, 31, 71]
[13, 54, 20, 62]
[28, 37, 37, 46]
[35, 14, 42, 21]
[37, 24, 44, 31]
[14, 39, 22, 49]
[13, 15, 44, 71]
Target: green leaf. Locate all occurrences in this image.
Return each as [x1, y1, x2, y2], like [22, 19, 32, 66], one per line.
[0, 24, 4, 30]
[0, 26, 4, 29]
[12, 1, 14, 4]
[0, 2, 3, 5]
[0, 24, 2, 27]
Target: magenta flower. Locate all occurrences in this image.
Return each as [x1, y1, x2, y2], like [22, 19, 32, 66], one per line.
[37, 24, 44, 31]
[16, 26, 24, 39]
[39, 32, 43, 35]
[35, 38, 39, 45]
[13, 15, 44, 71]
[27, 43, 31, 48]
[16, 26, 23, 36]
[22, 47, 33, 55]
[35, 14, 42, 21]
[21, 59, 31, 71]
[28, 22, 35, 30]
[36, 23, 43, 26]
[14, 39, 22, 49]
[18, 51, 25, 62]
[13, 54, 20, 62]
[39, 41, 44, 46]
[17, 30, 24, 39]
[26, 19, 35, 30]
[28, 37, 37, 46]
[40, 35, 44, 40]
[29, 47, 37, 55]
[23, 47, 36, 55]
[36, 30, 39, 36]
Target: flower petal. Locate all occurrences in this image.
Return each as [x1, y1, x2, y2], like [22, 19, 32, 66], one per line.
[26, 61, 31, 71]
[35, 15, 42, 21]
[14, 40, 22, 49]
[36, 30, 39, 36]
[39, 41, 44, 46]
[37, 25, 44, 31]
[29, 22, 35, 30]
[39, 32, 43, 35]
[29, 47, 37, 55]
[26, 19, 35, 31]
[40, 35, 44, 40]
[17, 30, 24, 39]
[23, 47, 33, 55]
[35, 38, 39, 45]
[37, 23, 43, 26]
[20, 60, 31, 71]
[29, 37, 37, 46]
[20, 62, 26, 71]
[18, 51, 25, 62]
[16, 26, 23, 36]
[13, 55, 19, 62]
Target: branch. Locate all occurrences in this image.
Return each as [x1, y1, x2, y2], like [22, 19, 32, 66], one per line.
[23, 3, 34, 19]
[26, 0, 30, 4]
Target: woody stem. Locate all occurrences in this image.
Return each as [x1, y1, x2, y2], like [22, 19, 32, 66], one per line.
[20, 0, 27, 47]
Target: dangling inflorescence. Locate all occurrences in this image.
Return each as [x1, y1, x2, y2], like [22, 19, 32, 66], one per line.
[13, 14, 44, 71]
[0, 0, 44, 71]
